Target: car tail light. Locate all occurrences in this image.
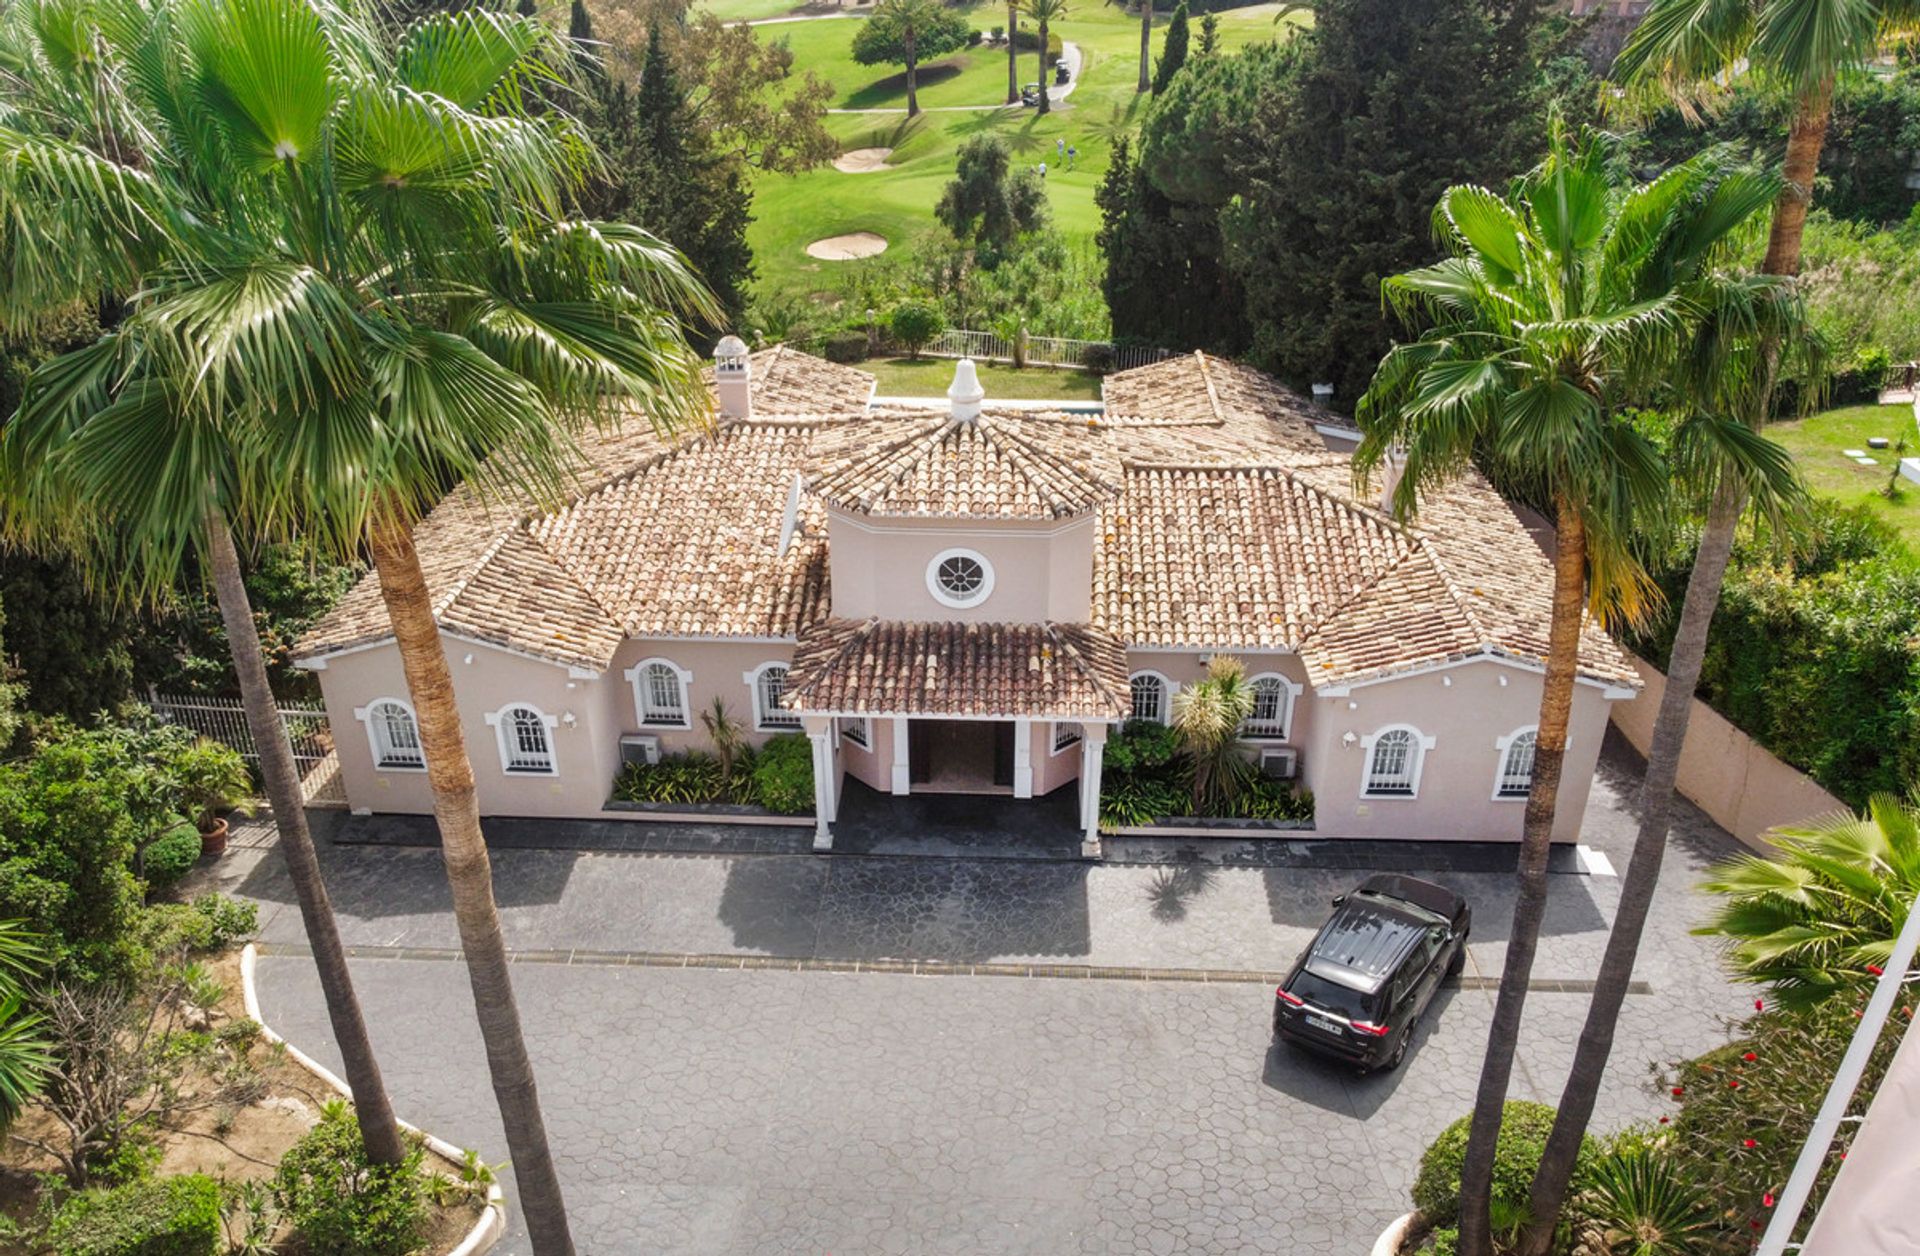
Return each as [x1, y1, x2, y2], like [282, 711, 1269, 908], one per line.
[1350, 1020, 1391, 1037]
[1275, 988, 1304, 1007]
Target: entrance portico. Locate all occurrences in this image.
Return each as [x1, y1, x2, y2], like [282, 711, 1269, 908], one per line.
[783, 619, 1128, 857]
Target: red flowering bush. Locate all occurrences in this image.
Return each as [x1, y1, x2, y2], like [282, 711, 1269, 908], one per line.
[1656, 998, 1907, 1249]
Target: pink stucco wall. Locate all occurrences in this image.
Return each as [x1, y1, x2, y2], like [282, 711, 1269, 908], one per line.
[826, 509, 1097, 623]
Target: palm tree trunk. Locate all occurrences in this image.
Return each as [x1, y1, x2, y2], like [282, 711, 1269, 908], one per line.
[1008, 3, 1020, 103]
[203, 508, 406, 1167]
[1515, 481, 1744, 1256]
[1456, 500, 1587, 1256]
[906, 34, 920, 117]
[1762, 77, 1832, 279]
[1138, 0, 1151, 93]
[1037, 20, 1051, 113]
[367, 514, 575, 1256]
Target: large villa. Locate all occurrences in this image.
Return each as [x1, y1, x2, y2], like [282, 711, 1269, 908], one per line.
[295, 340, 1639, 853]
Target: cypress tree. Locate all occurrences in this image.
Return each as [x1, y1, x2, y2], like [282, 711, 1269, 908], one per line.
[1151, 0, 1188, 94]
[569, 0, 604, 87]
[1222, 0, 1550, 407]
[1095, 136, 1245, 352]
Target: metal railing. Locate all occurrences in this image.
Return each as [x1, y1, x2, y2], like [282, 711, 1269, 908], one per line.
[922, 328, 1179, 373]
[149, 690, 347, 808]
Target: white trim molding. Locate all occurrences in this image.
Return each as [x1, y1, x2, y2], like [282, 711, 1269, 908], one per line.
[484, 702, 560, 776]
[1359, 724, 1435, 799]
[744, 660, 802, 732]
[1316, 648, 1635, 697]
[926, 546, 996, 609]
[1127, 670, 1172, 725]
[355, 697, 427, 773]
[1243, 672, 1302, 740]
[625, 657, 693, 729]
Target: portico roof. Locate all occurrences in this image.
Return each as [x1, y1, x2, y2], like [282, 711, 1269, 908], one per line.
[783, 619, 1130, 721]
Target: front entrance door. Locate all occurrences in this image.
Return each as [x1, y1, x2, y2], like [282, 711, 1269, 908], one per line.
[912, 720, 1014, 794]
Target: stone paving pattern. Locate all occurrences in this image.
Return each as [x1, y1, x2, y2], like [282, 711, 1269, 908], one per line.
[231, 733, 1757, 1255]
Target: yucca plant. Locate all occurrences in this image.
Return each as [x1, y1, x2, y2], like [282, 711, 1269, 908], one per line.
[1574, 1145, 1716, 1256]
[1170, 654, 1256, 814]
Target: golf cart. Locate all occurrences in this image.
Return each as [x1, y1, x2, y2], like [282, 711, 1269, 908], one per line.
[1020, 82, 1041, 106]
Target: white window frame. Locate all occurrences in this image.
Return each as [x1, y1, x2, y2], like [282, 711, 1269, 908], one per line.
[485, 702, 559, 776]
[1242, 673, 1301, 741]
[1128, 671, 1171, 725]
[356, 698, 426, 773]
[1492, 726, 1539, 801]
[926, 546, 996, 610]
[836, 716, 872, 750]
[1359, 724, 1435, 799]
[1051, 721, 1084, 755]
[744, 661, 802, 732]
[625, 657, 692, 729]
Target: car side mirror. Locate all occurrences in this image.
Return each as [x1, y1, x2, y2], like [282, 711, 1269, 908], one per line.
[1331, 894, 1347, 908]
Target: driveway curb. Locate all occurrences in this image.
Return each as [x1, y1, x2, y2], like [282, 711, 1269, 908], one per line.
[240, 943, 508, 1256]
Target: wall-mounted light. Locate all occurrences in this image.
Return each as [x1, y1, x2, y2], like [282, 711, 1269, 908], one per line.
[462, 653, 474, 666]
[1342, 731, 1359, 748]
[1347, 700, 1359, 711]
[561, 711, 578, 728]
[1442, 675, 1452, 688]
[1499, 674, 1508, 687]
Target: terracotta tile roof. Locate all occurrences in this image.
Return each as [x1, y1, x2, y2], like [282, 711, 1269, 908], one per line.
[703, 345, 875, 413]
[784, 619, 1130, 719]
[296, 347, 1636, 692]
[807, 410, 1123, 519]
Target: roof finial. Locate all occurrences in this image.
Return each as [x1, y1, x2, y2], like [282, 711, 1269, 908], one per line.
[948, 357, 985, 422]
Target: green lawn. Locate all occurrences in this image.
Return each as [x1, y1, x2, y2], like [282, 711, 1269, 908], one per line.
[701, 0, 825, 21]
[729, 1, 1308, 299]
[1770, 403, 1920, 547]
[866, 355, 1105, 400]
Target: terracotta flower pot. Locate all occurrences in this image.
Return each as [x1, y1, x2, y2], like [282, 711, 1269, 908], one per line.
[199, 816, 229, 858]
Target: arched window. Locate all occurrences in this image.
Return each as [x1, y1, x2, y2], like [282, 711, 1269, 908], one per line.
[1129, 672, 1170, 724]
[1494, 728, 1538, 800]
[627, 658, 691, 728]
[362, 699, 424, 771]
[1362, 725, 1433, 798]
[747, 662, 801, 731]
[1243, 674, 1299, 740]
[487, 703, 557, 775]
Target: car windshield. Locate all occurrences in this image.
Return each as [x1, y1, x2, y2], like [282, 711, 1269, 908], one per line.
[1289, 971, 1376, 1021]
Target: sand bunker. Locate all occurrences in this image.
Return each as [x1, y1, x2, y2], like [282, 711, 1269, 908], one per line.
[833, 147, 894, 173]
[806, 231, 889, 260]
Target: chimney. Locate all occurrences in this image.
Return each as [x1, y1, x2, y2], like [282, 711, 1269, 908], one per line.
[1311, 382, 1334, 408]
[1379, 445, 1408, 514]
[948, 357, 984, 422]
[714, 335, 751, 419]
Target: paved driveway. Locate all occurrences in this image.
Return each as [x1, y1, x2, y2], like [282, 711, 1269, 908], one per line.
[233, 735, 1754, 1254]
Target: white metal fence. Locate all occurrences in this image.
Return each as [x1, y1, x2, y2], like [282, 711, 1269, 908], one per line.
[922, 328, 1178, 373]
[149, 691, 347, 808]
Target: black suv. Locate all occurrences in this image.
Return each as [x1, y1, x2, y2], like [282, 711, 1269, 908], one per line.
[1272, 874, 1471, 1072]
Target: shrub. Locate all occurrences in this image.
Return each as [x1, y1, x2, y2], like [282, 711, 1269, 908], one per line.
[612, 752, 728, 805]
[888, 301, 946, 359]
[966, 26, 983, 45]
[166, 740, 251, 833]
[1080, 342, 1116, 374]
[49, 1174, 221, 1256]
[138, 894, 258, 960]
[1102, 720, 1180, 774]
[750, 734, 814, 815]
[1571, 1144, 1716, 1256]
[1412, 1101, 1596, 1233]
[274, 1103, 426, 1256]
[1011, 27, 1063, 59]
[141, 821, 201, 892]
[823, 331, 870, 364]
[1228, 777, 1312, 822]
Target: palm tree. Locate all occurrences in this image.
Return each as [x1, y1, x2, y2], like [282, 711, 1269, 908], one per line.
[1171, 655, 1255, 813]
[1616, 0, 1920, 280]
[1698, 794, 1920, 1008]
[0, 0, 407, 1172]
[1021, 0, 1070, 114]
[0, 3, 719, 1252]
[0, 921, 52, 1132]
[1356, 125, 1774, 1256]
[1107, 0, 1152, 93]
[1008, 0, 1021, 103]
[1516, 261, 1821, 1254]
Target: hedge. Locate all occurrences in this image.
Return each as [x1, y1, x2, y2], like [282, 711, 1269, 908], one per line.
[50, 1175, 222, 1256]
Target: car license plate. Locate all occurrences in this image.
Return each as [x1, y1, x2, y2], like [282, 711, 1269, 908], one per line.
[1306, 1014, 1341, 1034]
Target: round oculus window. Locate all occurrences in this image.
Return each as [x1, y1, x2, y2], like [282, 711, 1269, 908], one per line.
[928, 549, 994, 607]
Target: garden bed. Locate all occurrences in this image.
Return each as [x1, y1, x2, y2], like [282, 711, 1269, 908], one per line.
[0, 942, 489, 1255]
[1110, 815, 1315, 835]
[608, 733, 814, 818]
[602, 798, 810, 820]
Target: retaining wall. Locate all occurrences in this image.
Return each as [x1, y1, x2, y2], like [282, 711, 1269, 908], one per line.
[1609, 651, 1848, 850]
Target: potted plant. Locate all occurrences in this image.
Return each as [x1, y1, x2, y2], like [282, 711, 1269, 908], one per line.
[172, 739, 253, 857]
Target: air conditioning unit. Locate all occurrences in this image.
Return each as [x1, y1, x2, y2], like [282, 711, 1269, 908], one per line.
[619, 734, 662, 768]
[1259, 746, 1299, 780]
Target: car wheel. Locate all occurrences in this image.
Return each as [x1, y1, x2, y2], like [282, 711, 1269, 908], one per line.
[1447, 934, 1469, 977]
[1376, 1027, 1411, 1073]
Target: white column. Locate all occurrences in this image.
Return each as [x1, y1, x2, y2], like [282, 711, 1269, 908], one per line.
[891, 717, 911, 795]
[1078, 723, 1109, 858]
[805, 719, 836, 852]
[1012, 720, 1033, 799]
